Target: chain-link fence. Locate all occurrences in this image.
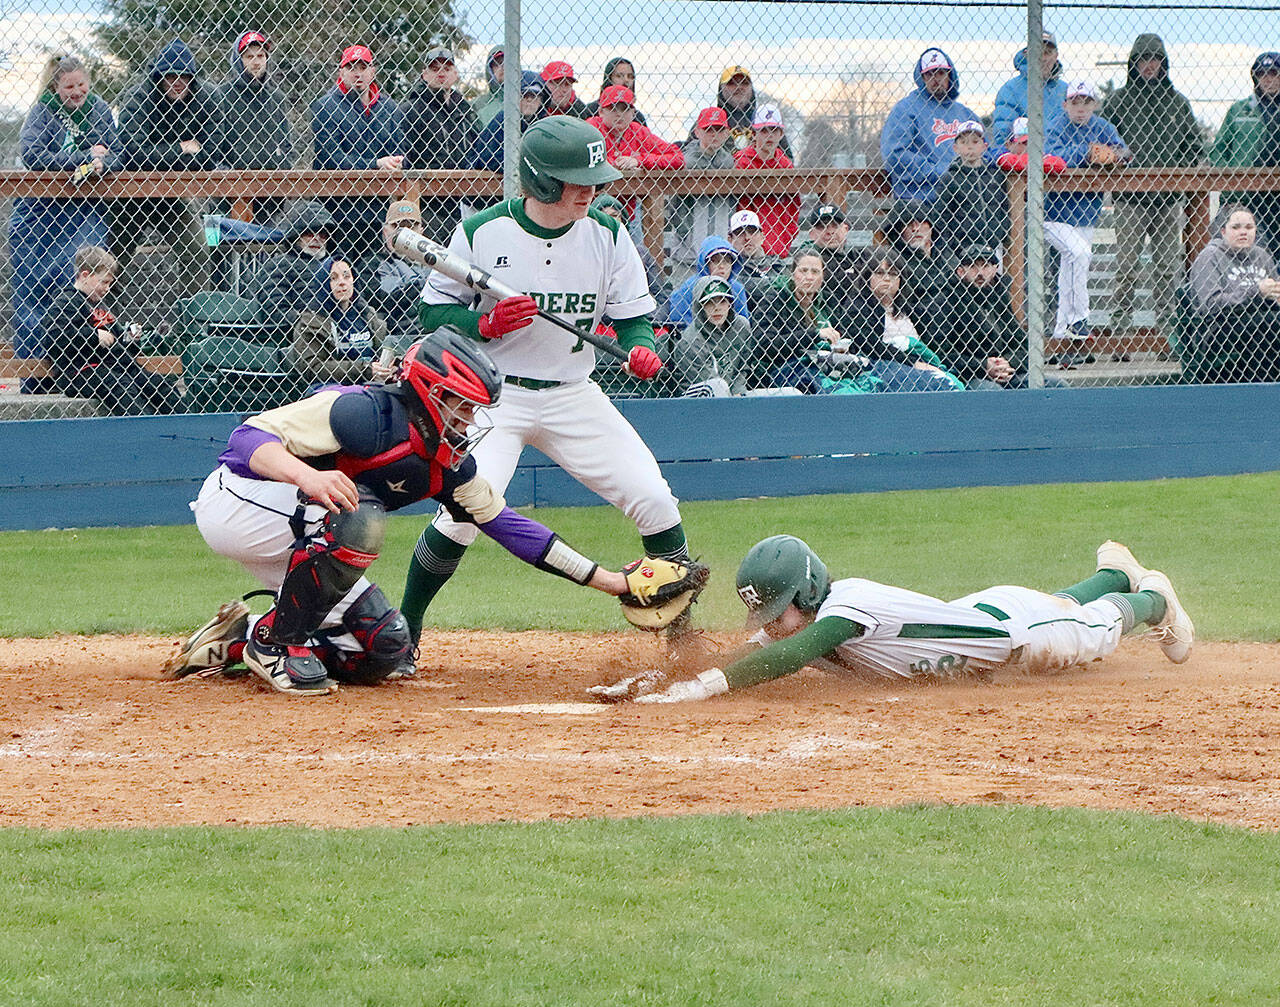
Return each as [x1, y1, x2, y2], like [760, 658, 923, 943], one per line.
[1, 0, 1278, 418]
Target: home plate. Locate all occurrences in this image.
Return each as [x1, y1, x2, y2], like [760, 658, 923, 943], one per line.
[452, 703, 606, 715]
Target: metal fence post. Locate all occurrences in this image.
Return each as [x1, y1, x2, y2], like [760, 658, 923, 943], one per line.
[501, 0, 522, 199]
[1026, 0, 1046, 388]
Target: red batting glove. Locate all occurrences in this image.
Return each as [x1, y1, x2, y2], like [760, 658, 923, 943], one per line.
[1043, 155, 1067, 174]
[624, 346, 663, 380]
[996, 151, 1029, 172]
[478, 295, 538, 340]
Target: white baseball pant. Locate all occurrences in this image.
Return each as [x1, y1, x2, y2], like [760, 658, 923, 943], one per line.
[1044, 222, 1095, 338]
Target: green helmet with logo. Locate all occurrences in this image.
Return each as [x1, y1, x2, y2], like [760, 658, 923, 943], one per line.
[735, 535, 831, 627]
[519, 115, 622, 203]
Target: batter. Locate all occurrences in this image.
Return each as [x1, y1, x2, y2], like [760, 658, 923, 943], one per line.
[595, 537, 1195, 703]
[401, 115, 691, 643]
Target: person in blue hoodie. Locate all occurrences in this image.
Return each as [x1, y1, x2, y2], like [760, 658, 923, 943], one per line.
[311, 44, 404, 263]
[991, 32, 1068, 154]
[9, 54, 116, 383]
[659, 236, 750, 328]
[114, 38, 215, 299]
[468, 71, 547, 172]
[880, 48, 980, 201]
[1044, 80, 1129, 360]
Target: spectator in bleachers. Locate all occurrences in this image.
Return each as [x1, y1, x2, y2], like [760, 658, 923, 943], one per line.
[935, 121, 1010, 261]
[669, 107, 736, 268]
[585, 58, 649, 125]
[991, 32, 1067, 154]
[311, 44, 404, 262]
[210, 31, 294, 226]
[925, 244, 1054, 390]
[541, 62, 590, 119]
[711, 65, 792, 156]
[470, 72, 546, 171]
[729, 210, 787, 293]
[751, 248, 834, 390]
[115, 38, 214, 299]
[43, 246, 179, 414]
[9, 54, 115, 381]
[248, 199, 334, 330]
[403, 46, 479, 243]
[828, 247, 963, 392]
[1185, 204, 1280, 382]
[472, 47, 505, 128]
[586, 86, 685, 171]
[593, 193, 668, 302]
[1045, 81, 1129, 365]
[371, 197, 430, 336]
[802, 203, 857, 307]
[666, 276, 754, 396]
[1211, 53, 1280, 249]
[880, 48, 980, 201]
[661, 235, 749, 327]
[1101, 34, 1204, 338]
[292, 258, 390, 386]
[734, 105, 799, 257]
[885, 200, 949, 318]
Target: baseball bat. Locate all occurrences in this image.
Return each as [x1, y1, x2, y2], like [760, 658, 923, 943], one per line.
[392, 227, 630, 363]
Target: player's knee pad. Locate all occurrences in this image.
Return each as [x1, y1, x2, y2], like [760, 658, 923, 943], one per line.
[329, 584, 413, 685]
[271, 492, 387, 645]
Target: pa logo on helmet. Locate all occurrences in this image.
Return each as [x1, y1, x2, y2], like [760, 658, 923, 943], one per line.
[586, 140, 605, 167]
[737, 584, 762, 608]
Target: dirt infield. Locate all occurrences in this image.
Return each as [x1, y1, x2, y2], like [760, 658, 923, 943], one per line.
[1, 632, 1278, 830]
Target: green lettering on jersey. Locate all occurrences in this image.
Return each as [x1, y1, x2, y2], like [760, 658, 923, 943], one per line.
[579, 292, 598, 314]
[563, 292, 581, 314]
[544, 291, 564, 313]
[529, 292, 547, 310]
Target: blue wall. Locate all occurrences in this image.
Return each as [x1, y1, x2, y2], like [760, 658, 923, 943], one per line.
[2, 385, 1278, 530]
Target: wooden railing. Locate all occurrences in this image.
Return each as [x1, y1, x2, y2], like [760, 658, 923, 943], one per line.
[4, 165, 1276, 323]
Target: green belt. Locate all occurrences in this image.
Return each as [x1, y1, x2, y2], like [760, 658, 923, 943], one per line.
[504, 375, 565, 391]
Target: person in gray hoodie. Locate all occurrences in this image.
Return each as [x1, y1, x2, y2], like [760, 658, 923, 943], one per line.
[1185, 204, 1280, 381]
[666, 275, 754, 396]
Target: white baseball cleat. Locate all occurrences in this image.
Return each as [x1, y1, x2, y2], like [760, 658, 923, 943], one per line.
[1136, 569, 1194, 664]
[1096, 541, 1149, 593]
[244, 637, 338, 696]
[162, 600, 250, 679]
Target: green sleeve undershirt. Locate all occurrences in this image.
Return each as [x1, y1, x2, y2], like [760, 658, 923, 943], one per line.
[612, 314, 657, 352]
[416, 303, 656, 354]
[722, 616, 862, 690]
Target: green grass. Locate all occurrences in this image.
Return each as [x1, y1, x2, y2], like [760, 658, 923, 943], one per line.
[3, 472, 1277, 639]
[1, 807, 1278, 1005]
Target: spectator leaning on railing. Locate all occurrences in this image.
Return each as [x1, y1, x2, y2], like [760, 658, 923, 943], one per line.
[9, 54, 115, 383]
[311, 44, 404, 262]
[584, 58, 649, 125]
[402, 46, 479, 244]
[541, 61, 591, 119]
[991, 32, 1066, 156]
[1211, 52, 1280, 248]
[1101, 34, 1204, 339]
[114, 38, 215, 300]
[586, 86, 685, 172]
[669, 106, 736, 268]
[734, 105, 799, 257]
[880, 48, 980, 201]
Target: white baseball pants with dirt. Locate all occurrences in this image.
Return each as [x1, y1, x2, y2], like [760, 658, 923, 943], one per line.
[431, 380, 682, 546]
[954, 585, 1125, 674]
[1044, 222, 1095, 338]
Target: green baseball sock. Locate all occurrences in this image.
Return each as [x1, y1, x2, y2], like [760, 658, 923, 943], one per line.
[642, 523, 689, 562]
[400, 526, 468, 641]
[1054, 569, 1130, 605]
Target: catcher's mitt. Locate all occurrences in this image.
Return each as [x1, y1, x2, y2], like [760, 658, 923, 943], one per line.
[1087, 142, 1120, 167]
[618, 557, 711, 631]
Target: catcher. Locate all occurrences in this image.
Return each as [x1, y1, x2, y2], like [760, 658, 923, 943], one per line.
[163, 328, 707, 696]
[591, 536, 1192, 703]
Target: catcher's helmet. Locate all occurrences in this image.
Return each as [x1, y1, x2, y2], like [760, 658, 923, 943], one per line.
[398, 328, 502, 470]
[519, 115, 621, 203]
[735, 535, 831, 628]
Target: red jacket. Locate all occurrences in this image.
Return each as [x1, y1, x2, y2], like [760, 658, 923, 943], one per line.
[734, 146, 800, 256]
[585, 117, 685, 169]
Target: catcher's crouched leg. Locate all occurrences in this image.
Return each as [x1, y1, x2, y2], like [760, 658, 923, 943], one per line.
[320, 584, 414, 685]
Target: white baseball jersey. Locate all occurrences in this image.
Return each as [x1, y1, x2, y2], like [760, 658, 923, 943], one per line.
[421, 199, 655, 382]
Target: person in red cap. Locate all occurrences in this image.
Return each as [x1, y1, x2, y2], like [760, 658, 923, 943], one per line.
[541, 61, 590, 118]
[733, 104, 800, 257]
[311, 44, 404, 262]
[585, 85, 684, 173]
[669, 106, 737, 266]
[584, 57, 649, 125]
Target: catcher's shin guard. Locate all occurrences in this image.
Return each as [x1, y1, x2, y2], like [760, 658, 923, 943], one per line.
[269, 490, 388, 645]
[321, 584, 414, 685]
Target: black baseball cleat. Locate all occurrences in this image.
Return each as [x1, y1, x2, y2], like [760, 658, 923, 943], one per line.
[244, 637, 338, 696]
[162, 600, 250, 679]
[384, 646, 419, 681]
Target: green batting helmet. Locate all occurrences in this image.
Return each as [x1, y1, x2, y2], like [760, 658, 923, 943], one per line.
[519, 116, 621, 203]
[735, 535, 831, 628]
